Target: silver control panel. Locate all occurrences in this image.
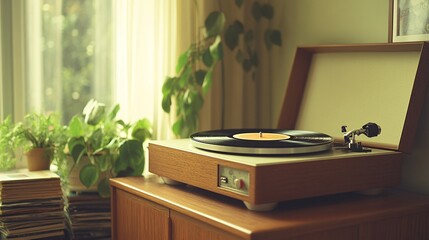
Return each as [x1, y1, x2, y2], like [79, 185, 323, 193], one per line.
[218, 165, 249, 195]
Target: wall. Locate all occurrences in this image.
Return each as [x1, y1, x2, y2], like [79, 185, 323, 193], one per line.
[270, 0, 429, 194]
[270, 0, 389, 126]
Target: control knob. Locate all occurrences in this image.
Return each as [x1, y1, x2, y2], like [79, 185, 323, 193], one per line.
[234, 178, 245, 189]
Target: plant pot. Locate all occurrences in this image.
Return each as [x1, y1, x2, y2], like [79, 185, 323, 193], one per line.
[66, 156, 110, 193]
[26, 147, 52, 171]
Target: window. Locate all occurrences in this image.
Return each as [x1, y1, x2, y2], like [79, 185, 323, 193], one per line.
[2, 0, 177, 139]
[27, 0, 114, 122]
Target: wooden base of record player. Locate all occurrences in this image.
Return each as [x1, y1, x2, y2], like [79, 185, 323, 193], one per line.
[148, 139, 402, 211]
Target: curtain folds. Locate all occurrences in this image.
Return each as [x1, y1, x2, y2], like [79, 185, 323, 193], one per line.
[8, 0, 272, 141]
[178, 1, 273, 132]
[114, 0, 177, 140]
[113, 0, 270, 140]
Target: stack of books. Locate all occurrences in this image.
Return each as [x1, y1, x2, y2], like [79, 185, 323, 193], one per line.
[0, 170, 65, 239]
[65, 192, 111, 239]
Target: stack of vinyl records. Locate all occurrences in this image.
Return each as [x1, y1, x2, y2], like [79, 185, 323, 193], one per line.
[0, 170, 65, 239]
[65, 192, 111, 239]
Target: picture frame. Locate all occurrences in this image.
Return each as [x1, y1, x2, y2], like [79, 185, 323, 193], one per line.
[389, 0, 429, 42]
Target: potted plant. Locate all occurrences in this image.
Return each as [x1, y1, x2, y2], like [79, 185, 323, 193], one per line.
[0, 117, 17, 171]
[12, 113, 66, 171]
[64, 99, 152, 197]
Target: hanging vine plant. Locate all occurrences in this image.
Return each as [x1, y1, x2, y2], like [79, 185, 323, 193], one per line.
[162, 0, 282, 138]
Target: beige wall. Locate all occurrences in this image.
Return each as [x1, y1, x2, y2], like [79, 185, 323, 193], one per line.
[269, 0, 429, 194]
[270, 0, 389, 126]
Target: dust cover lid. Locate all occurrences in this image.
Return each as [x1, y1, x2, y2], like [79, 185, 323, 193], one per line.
[278, 42, 429, 153]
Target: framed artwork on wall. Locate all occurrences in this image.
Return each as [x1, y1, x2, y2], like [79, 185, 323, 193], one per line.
[389, 0, 429, 42]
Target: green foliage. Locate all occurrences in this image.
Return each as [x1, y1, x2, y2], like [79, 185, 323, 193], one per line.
[12, 113, 67, 150]
[12, 113, 67, 169]
[0, 113, 67, 172]
[162, 1, 282, 138]
[64, 99, 152, 197]
[161, 12, 224, 138]
[225, 1, 282, 75]
[0, 117, 16, 171]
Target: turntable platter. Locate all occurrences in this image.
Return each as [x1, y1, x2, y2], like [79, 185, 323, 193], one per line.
[190, 129, 333, 155]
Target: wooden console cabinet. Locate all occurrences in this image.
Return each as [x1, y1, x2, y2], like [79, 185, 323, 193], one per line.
[110, 176, 429, 240]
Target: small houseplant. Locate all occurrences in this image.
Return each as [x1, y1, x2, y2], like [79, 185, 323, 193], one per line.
[12, 113, 66, 171]
[64, 99, 152, 197]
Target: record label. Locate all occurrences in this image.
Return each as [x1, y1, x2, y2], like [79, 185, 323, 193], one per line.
[190, 129, 333, 155]
[233, 132, 290, 141]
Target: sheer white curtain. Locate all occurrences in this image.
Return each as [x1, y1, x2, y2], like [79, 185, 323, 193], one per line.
[0, 2, 3, 120]
[114, 0, 177, 140]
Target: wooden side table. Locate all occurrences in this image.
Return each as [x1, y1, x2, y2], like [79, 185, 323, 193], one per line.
[110, 175, 429, 240]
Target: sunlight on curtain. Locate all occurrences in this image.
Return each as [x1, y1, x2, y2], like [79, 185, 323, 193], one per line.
[25, 0, 43, 113]
[0, 2, 3, 120]
[114, 0, 177, 140]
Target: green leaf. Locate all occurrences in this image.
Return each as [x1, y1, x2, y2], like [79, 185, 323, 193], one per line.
[68, 116, 84, 138]
[179, 65, 191, 88]
[89, 128, 103, 150]
[224, 25, 239, 50]
[83, 99, 106, 125]
[80, 164, 99, 188]
[114, 155, 128, 173]
[116, 167, 134, 177]
[261, 4, 274, 20]
[162, 94, 172, 113]
[68, 137, 86, 162]
[175, 92, 185, 116]
[183, 89, 191, 106]
[270, 30, 282, 46]
[235, 0, 244, 7]
[190, 92, 204, 112]
[176, 49, 189, 74]
[131, 118, 152, 142]
[95, 154, 111, 172]
[195, 70, 207, 86]
[202, 49, 213, 67]
[172, 118, 184, 137]
[251, 2, 262, 22]
[108, 104, 120, 121]
[116, 119, 126, 128]
[162, 77, 175, 95]
[97, 177, 111, 198]
[205, 11, 225, 37]
[202, 71, 213, 95]
[209, 36, 223, 61]
[119, 140, 144, 174]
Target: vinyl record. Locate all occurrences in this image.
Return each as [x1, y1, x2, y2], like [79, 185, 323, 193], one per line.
[190, 129, 333, 155]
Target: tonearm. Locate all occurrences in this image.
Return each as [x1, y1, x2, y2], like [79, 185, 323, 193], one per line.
[341, 122, 381, 152]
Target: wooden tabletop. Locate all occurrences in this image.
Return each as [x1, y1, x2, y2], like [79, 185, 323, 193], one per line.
[110, 175, 429, 240]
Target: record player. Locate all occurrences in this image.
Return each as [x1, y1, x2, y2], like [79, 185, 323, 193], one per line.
[149, 42, 429, 211]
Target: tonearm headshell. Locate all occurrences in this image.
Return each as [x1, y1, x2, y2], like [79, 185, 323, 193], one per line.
[341, 122, 381, 152]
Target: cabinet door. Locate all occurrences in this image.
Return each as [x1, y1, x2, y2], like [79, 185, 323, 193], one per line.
[358, 211, 429, 240]
[112, 189, 170, 240]
[171, 210, 243, 240]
